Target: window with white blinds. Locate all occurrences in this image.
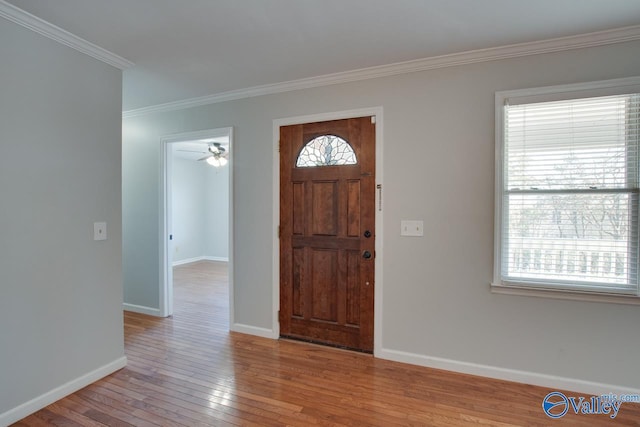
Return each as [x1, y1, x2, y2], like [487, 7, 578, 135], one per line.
[495, 78, 640, 297]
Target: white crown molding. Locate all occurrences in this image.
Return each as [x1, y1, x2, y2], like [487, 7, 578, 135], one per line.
[0, 0, 133, 70]
[123, 24, 640, 118]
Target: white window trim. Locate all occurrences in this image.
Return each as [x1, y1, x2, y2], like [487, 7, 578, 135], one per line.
[493, 76, 640, 304]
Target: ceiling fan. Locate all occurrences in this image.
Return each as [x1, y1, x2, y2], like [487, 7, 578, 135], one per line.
[198, 142, 228, 167]
[178, 142, 228, 167]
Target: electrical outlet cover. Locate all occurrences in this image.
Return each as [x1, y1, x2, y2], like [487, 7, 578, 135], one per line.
[401, 220, 424, 237]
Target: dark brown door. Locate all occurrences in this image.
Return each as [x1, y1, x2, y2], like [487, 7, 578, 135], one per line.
[279, 116, 375, 352]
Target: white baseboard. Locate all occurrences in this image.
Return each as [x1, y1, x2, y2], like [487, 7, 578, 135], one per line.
[0, 356, 127, 426]
[203, 256, 229, 262]
[231, 323, 277, 339]
[172, 256, 204, 266]
[123, 303, 163, 317]
[377, 348, 640, 397]
[172, 256, 229, 266]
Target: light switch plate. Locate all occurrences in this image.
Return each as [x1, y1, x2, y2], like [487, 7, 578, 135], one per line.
[401, 220, 424, 237]
[94, 222, 107, 241]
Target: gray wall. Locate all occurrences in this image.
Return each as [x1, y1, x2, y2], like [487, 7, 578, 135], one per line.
[123, 40, 640, 389]
[204, 164, 230, 259]
[0, 18, 124, 417]
[172, 157, 206, 262]
[171, 156, 229, 264]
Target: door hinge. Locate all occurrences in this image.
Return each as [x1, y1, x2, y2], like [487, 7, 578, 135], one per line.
[371, 116, 376, 124]
[376, 184, 382, 211]
[278, 225, 281, 238]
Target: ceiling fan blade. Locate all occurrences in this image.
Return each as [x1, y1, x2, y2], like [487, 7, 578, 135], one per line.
[197, 155, 212, 161]
[177, 149, 206, 153]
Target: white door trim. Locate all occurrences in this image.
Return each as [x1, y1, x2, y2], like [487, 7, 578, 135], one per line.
[272, 107, 384, 355]
[159, 127, 235, 323]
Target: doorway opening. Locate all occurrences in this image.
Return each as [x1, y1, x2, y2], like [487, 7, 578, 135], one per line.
[160, 128, 234, 324]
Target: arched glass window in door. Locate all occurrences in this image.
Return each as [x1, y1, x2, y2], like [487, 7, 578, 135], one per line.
[296, 135, 357, 167]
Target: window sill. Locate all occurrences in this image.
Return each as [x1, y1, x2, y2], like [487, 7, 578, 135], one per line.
[491, 283, 640, 305]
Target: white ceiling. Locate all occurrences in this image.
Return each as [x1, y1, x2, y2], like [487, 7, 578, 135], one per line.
[6, 0, 640, 111]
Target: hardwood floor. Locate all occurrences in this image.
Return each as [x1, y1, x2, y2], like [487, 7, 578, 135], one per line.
[15, 260, 640, 426]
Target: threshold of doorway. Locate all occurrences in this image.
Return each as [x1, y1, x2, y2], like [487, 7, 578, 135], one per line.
[279, 335, 373, 355]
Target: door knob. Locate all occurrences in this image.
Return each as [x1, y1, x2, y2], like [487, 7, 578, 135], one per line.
[363, 230, 372, 238]
[362, 250, 372, 259]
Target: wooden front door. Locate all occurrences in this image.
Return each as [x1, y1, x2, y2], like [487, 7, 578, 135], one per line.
[279, 116, 375, 352]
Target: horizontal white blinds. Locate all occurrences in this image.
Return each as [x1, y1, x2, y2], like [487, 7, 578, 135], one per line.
[506, 95, 639, 190]
[503, 93, 639, 292]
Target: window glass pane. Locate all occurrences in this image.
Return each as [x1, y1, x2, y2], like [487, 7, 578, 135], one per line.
[504, 193, 635, 286]
[505, 95, 635, 190]
[296, 135, 357, 167]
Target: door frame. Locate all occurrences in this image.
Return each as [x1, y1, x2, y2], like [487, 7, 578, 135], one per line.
[272, 107, 384, 355]
[159, 127, 234, 321]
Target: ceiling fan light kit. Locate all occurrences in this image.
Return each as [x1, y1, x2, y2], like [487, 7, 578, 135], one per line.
[206, 156, 228, 167]
[194, 142, 228, 167]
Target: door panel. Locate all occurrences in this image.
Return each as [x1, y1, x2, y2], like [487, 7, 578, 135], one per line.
[311, 181, 338, 235]
[347, 180, 361, 237]
[292, 247, 305, 317]
[292, 183, 305, 235]
[345, 250, 361, 326]
[311, 249, 338, 321]
[280, 116, 375, 352]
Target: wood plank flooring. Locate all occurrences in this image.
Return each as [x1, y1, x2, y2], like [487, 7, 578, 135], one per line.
[14, 261, 640, 426]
